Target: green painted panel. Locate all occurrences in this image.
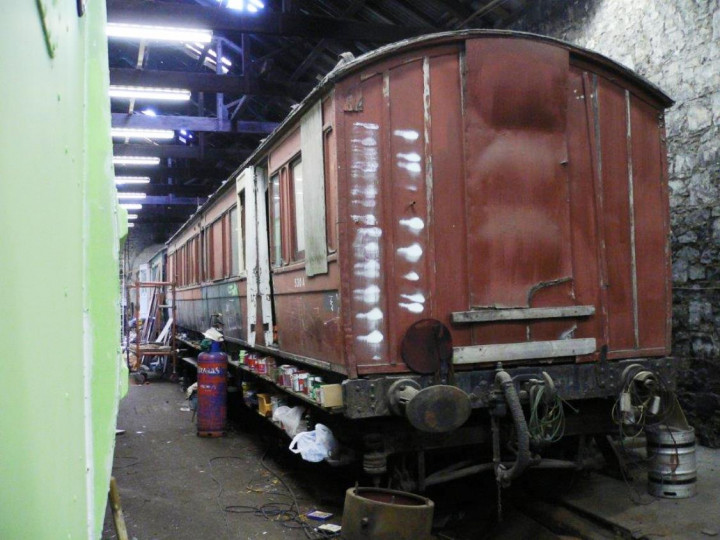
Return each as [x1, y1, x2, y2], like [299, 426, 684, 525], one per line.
[0, 2, 125, 539]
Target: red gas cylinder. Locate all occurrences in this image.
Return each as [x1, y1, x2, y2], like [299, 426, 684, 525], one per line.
[196, 351, 227, 437]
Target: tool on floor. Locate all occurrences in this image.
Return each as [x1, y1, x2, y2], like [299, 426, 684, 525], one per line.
[109, 476, 129, 540]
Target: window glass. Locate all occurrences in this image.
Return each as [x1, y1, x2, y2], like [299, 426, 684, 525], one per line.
[292, 159, 305, 255]
[271, 173, 281, 266]
[229, 206, 239, 276]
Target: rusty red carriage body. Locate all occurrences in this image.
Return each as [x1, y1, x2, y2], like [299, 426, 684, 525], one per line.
[166, 31, 674, 468]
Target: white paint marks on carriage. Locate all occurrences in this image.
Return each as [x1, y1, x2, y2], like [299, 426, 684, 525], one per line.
[353, 285, 381, 304]
[364, 242, 380, 258]
[399, 217, 424, 233]
[399, 303, 424, 314]
[397, 152, 421, 163]
[351, 214, 377, 226]
[401, 292, 426, 304]
[358, 330, 384, 344]
[354, 260, 380, 279]
[351, 122, 384, 358]
[398, 161, 421, 174]
[394, 129, 419, 141]
[397, 243, 423, 263]
[356, 307, 384, 321]
[403, 271, 420, 281]
[396, 151, 422, 175]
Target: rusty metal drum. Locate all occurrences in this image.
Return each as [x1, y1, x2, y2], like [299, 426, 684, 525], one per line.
[341, 487, 434, 540]
[197, 351, 228, 437]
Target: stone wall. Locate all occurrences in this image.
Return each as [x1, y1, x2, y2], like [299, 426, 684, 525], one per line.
[510, 0, 720, 445]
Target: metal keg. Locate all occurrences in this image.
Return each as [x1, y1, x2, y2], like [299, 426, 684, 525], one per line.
[646, 425, 696, 498]
[341, 487, 434, 540]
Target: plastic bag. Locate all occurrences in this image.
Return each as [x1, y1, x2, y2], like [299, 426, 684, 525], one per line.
[272, 405, 305, 437]
[289, 424, 339, 463]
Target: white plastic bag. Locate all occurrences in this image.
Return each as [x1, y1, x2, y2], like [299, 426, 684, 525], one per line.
[289, 424, 338, 463]
[272, 405, 305, 437]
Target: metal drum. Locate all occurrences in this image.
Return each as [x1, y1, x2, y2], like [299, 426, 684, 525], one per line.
[341, 487, 434, 540]
[646, 425, 696, 498]
[196, 351, 228, 437]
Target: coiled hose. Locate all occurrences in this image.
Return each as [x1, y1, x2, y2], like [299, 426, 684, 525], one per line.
[495, 370, 533, 487]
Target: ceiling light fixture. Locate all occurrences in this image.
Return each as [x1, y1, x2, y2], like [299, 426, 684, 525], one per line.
[115, 176, 151, 185]
[113, 156, 161, 166]
[109, 86, 191, 101]
[128, 223, 136, 228]
[225, 0, 265, 11]
[112, 128, 175, 140]
[107, 23, 212, 44]
[119, 203, 143, 210]
[117, 192, 147, 200]
[126, 214, 139, 220]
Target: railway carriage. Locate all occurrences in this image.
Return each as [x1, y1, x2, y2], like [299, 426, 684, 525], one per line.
[166, 30, 675, 487]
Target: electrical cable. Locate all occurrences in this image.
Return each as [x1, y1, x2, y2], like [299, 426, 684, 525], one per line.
[208, 451, 338, 539]
[528, 382, 566, 444]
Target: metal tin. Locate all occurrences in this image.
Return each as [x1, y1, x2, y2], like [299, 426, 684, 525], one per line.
[256, 357, 267, 375]
[297, 372, 309, 394]
[197, 351, 228, 437]
[310, 376, 323, 400]
[341, 487, 434, 540]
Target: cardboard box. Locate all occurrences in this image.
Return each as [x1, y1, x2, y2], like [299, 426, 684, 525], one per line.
[319, 384, 343, 408]
[257, 393, 273, 417]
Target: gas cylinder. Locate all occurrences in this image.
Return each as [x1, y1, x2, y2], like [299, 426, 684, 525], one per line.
[196, 350, 227, 437]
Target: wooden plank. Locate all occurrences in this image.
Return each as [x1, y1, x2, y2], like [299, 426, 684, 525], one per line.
[109, 477, 130, 540]
[452, 305, 595, 323]
[255, 168, 275, 346]
[240, 167, 258, 346]
[453, 338, 596, 364]
[300, 100, 328, 276]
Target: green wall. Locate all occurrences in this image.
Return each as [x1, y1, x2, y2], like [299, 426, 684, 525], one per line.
[0, 2, 126, 538]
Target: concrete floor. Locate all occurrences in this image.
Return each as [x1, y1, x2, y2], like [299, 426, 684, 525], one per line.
[103, 378, 720, 540]
[102, 379, 346, 540]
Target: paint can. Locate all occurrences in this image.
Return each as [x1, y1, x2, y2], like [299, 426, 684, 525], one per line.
[310, 377, 324, 400]
[256, 357, 267, 375]
[297, 372, 309, 394]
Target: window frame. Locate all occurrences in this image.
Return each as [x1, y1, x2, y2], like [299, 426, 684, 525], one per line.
[269, 152, 304, 268]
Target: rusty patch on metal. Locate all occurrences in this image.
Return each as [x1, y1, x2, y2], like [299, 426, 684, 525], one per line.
[344, 84, 364, 112]
[401, 319, 452, 374]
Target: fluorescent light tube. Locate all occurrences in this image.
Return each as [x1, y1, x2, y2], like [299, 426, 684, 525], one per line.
[120, 203, 143, 210]
[107, 23, 212, 44]
[112, 128, 175, 140]
[117, 192, 147, 200]
[109, 86, 191, 101]
[126, 214, 139, 220]
[128, 223, 136, 228]
[115, 176, 151, 185]
[113, 156, 161, 166]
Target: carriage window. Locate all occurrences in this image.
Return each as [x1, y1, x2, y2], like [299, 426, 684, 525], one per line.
[292, 159, 305, 258]
[209, 218, 224, 280]
[229, 205, 241, 276]
[271, 173, 282, 266]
